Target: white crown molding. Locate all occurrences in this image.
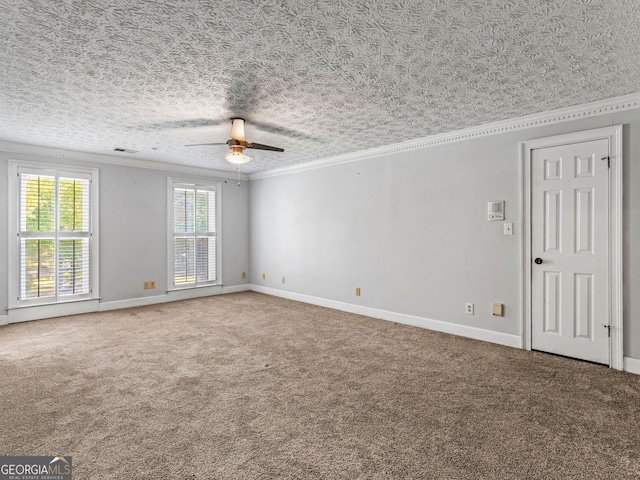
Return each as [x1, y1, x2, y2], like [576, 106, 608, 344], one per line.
[0, 140, 248, 180]
[249, 93, 640, 181]
[2, 93, 639, 182]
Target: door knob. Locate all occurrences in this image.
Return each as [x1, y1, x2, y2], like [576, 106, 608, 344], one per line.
[534, 258, 543, 264]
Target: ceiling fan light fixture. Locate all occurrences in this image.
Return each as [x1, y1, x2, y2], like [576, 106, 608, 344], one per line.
[230, 117, 246, 141]
[225, 150, 252, 164]
[186, 117, 282, 165]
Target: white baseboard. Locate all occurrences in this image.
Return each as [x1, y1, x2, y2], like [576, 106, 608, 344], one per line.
[99, 294, 169, 311]
[7, 299, 100, 324]
[624, 357, 640, 376]
[3, 285, 637, 377]
[220, 284, 252, 294]
[99, 284, 251, 312]
[250, 285, 522, 349]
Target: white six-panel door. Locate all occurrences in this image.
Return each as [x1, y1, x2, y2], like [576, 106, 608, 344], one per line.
[531, 139, 610, 364]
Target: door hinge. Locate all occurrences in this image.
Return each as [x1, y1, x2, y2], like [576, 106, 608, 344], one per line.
[603, 324, 611, 337]
[601, 156, 610, 168]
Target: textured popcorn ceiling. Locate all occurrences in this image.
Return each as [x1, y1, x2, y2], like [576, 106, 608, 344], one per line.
[1, 0, 639, 173]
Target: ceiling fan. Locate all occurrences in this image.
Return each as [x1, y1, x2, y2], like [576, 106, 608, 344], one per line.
[186, 117, 284, 164]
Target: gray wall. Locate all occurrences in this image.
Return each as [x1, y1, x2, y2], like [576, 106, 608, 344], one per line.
[2, 108, 638, 359]
[0, 151, 250, 311]
[250, 112, 640, 359]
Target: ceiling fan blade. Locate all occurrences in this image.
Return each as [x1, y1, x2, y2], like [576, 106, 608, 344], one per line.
[140, 118, 227, 130]
[246, 142, 284, 152]
[185, 143, 227, 146]
[250, 120, 320, 142]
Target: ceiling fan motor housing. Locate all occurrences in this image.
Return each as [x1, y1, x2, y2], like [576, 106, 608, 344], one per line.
[227, 138, 248, 148]
[186, 117, 283, 165]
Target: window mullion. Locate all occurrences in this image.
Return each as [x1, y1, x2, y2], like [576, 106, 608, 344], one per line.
[54, 173, 60, 302]
[195, 191, 203, 284]
[58, 231, 90, 239]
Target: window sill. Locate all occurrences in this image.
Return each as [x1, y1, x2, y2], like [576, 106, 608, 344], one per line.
[166, 284, 224, 301]
[168, 283, 222, 292]
[6, 298, 100, 324]
[7, 296, 100, 310]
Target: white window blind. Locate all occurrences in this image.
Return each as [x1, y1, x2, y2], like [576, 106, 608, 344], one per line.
[170, 181, 218, 287]
[17, 170, 93, 302]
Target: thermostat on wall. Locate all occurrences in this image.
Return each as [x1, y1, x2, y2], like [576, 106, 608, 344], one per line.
[488, 201, 505, 221]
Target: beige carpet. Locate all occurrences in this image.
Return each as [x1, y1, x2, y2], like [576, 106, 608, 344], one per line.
[1, 292, 639, 479]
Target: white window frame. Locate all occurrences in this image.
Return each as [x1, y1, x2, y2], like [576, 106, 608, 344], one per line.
[8, 160, 100, 313]
[167, 178, 222, 291]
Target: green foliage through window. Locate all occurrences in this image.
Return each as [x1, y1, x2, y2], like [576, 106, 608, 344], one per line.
[19, 172, 91, 300]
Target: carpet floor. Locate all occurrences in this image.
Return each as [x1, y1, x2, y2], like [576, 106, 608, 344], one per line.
[0, 292, 639, 479]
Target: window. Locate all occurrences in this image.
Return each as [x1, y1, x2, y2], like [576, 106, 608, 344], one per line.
[169, 179, 220, 288]
[10, 163, 99, 306]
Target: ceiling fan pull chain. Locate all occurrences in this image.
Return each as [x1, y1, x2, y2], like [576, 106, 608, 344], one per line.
[237, 167, 240, 186]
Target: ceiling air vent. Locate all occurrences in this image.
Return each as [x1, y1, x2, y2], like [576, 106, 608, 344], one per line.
[113, 147, 138, 154]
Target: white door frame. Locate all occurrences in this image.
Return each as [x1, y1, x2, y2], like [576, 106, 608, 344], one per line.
[520, 125, 623, 370]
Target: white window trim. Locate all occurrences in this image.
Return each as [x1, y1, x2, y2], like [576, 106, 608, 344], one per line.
[167, 177, 222, 291]
[8, 160, 100, 314]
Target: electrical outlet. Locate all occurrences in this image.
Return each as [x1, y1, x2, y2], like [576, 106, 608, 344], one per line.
[465, 303, 474, 315]
[356, 287, 361, 296]
[241, 272, 246, 279]
[282, 277, 286, 284]
[262, 273, 266, 280]
[144, 281, 156, 290]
